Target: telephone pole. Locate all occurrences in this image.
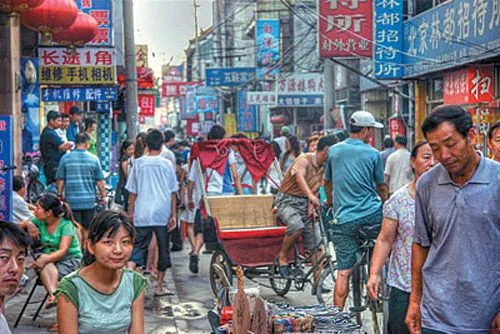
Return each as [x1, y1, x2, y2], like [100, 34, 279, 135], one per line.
[194, 0, 201, 80]
[123, 0, 138, 140]
[323, 59, 335, 130]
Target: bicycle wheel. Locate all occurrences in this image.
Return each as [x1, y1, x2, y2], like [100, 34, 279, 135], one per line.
[209, 250, 233, 298]
[269, 263, 292, 296]
[316, 264, 355, 311]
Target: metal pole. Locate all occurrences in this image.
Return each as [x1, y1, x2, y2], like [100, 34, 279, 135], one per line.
[123, 0, 138, 140]
[323, 59, 335, 130]
[194, 0, 201, 80]
[214, 0, 225, 124]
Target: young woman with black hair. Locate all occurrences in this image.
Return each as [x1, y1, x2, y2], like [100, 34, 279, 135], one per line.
[19, 193, 82, 308]
[56, 210, 146, 334]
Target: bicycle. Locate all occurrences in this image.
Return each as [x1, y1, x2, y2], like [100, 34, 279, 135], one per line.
[349, 226, 389, 334]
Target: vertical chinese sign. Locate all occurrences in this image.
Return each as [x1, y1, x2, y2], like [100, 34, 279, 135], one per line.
[319, 0, 373, 57]
[374, 0, 404, 78]
[0, 116, 13, 221]
[237, 90, 258, 132]
[138, 93, 155, 124]
[256, 20, 280, 78]
[77, 0, 113, 45]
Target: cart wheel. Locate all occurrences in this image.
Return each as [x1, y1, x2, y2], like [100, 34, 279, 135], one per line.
[209, 250, 233, 299]
[269, 263, 292, 297]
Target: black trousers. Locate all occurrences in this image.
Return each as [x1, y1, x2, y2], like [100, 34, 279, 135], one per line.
[131, 226, 171, 272]
[170, 222, 183, 249]
[73, 208, 96, 230]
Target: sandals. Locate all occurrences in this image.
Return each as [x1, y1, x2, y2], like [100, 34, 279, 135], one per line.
[154, 288, 174, 297]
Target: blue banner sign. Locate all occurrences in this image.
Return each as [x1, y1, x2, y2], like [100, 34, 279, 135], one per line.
[278, 95, 323, 107]
[41, 86, 118, 102]
[403, 0, 500, 77]
[256, 19, 280, 78]
[237, 90, 258, 132]
[76, 0, 113, 46]
[0, 116, 13, 222]
[205, 67, 255, 87]
[374, 0, 404, 79]
[21, 57, 40, 154]
[195, 95, 218, 113]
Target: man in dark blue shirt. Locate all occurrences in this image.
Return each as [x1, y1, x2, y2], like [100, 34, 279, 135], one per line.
[40, 111, 72, 185]
[66, 106, 82, 143]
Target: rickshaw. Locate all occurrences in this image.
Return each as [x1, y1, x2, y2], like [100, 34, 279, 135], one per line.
[189, 138, 338, 306]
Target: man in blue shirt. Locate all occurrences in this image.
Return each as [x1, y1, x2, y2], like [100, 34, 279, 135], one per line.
[66, 106, 82, 143]
[40, 111, 73, 185]
[56, 133, 106, 238]
[324, 110, 388, 309]
[406, 105, 500, 334]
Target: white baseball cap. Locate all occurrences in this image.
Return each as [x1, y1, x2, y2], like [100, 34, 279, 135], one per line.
[349, 110, 384, 129]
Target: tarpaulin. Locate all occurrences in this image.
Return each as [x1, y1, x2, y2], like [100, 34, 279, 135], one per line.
[191, 138, 276, 181]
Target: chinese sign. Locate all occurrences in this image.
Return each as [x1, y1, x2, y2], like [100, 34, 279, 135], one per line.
[0, 116, 13, 221]
[39, 66, 115, 84]
[404, 0, 500, 76]
[38, 47, 115, 84]
[162, 81, 201, 98]
[443, 66, 495, 104]
[246, 91, 277, 105]
[41, 87, 118, 102]
[21, 57, 40, 154]
[162, 65, 184, 82]
[39, 48, 116, 66]
[224, 114, 237, 137]
[237, 90, 258, 132]
[278, 73, 324, 95]
[278, 95, 324, 107]
[319, 0, 373, 57]
[205, 67, 255, 87]
[76, 0, 113, 45]
[374, 0, 404, 79]
[195, 95, 218, 113]
[138, 93, 155, 117]
[256, 20, 280, 78]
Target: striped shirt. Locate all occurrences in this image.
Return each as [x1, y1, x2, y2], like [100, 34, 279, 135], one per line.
[56, 149, 104, 210]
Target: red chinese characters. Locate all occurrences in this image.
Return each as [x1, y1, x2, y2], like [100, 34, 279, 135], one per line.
[319, 0, 373, 57]
[90, 9, 109, 25]
[443, 66, 495, 105]
[138, 94, 155, 116]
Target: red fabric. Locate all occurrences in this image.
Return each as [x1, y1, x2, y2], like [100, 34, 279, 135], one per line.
[190, 138, 276, 181]
[219, 226, 287, 240]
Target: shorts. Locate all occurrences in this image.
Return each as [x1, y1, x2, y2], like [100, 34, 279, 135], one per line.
[276, 194, 321, 251]
[180, 208, 196, 224]
[130, 226, 171, 272]
[72, 208, 96, 229]
[329, 209, 382, 270]
[56, 256, 81, 280]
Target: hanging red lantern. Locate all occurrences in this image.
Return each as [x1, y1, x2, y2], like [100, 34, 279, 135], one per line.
[52, 12, 98, 48]
[0, 0, 44, 13]
[20, 0, 78, 41]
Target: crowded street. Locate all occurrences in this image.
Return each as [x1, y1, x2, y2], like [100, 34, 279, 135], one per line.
[1, 0, 500, 333]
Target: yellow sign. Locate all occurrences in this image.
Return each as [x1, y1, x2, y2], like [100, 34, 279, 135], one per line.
[224, 114, 237, 137]
[39, 66, 115, 84]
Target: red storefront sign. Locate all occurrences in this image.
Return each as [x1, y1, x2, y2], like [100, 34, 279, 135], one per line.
[161, 81, 201, 98]
[138, 94, 155, 116]
[319, 0, 373, 57]
[443, 66, 495, 105]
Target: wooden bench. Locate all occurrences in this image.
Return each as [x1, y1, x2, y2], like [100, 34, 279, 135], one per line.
[207, 194, 276, 230]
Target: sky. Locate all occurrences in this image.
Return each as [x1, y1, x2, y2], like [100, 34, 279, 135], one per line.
[134, 0, 213, 77]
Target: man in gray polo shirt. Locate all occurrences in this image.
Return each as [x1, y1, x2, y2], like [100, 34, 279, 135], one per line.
[406, 105, 500, 334]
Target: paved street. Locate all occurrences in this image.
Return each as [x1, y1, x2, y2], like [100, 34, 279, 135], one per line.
[5, 243, 374, 333]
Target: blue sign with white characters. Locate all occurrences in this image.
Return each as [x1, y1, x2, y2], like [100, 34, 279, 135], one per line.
[237, 90, 258, 132]
[374, 0, 404, 79]
[41, 86, 118, 102]
[403, 0, 500, 77]
[205, 68, 255, 87]
[0, 116, 13, 222]
[277, 95, 324, 107]
[256, 19, 280, 78]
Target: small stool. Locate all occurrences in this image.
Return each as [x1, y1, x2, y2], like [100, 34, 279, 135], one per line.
[14, 277, 49, 328]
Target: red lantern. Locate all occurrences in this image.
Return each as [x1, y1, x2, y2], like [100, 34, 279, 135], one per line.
[52, 12, 98, 48]
[271, 115, 288, 124]
[20, 0, 78, 41]
[0, 0, 44, 13]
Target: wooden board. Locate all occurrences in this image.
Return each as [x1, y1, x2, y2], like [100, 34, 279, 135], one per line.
[208, 194, 276, 230]
[251, 297, 268, 334]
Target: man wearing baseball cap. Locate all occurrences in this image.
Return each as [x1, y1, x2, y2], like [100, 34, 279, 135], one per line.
[324, 110, 388, 309]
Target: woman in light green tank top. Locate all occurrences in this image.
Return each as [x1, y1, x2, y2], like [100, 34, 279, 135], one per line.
[55, 211, 147, 334]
